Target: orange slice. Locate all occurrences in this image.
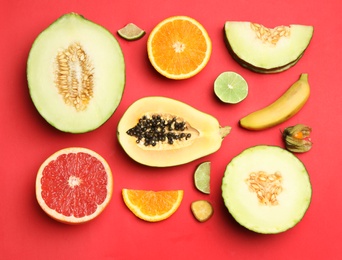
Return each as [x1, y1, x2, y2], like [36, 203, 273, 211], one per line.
[122, 189, 184, 222]
[36, 147, 113, 224]
[147, 16, 212, 79]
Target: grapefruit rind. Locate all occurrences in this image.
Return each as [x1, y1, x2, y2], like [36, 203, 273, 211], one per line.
[35, 147, 113, 224]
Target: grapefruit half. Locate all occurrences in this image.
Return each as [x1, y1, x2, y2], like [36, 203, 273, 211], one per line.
[36, 147, 113, 224]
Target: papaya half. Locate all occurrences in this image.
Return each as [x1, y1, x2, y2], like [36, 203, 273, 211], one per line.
[117, 97, 231, 167]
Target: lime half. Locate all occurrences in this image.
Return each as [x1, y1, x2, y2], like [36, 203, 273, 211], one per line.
[194, 162, 211, 194]
[118, 23, 146, 41]
[214, 71, 248, 104]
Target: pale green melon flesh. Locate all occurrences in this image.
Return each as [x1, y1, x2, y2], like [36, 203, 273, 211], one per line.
[27, 13, 125, 133]
[224, 22, 313, 72]
[222, 145, 312, 234]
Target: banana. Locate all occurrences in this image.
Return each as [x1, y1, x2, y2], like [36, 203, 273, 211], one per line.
[240, 73, 310, 130]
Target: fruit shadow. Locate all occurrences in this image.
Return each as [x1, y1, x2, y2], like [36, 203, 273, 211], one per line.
[218, 200, 281, 240]
[144, 53, 167, 81]
[32, 188, 81, 229]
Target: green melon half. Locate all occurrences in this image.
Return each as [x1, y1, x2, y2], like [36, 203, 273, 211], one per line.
[224, 22, 314, 73]
[222, 145, 312, 234]
[27, 13, 125, 133]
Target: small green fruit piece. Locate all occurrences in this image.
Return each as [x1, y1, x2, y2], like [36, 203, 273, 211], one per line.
[191, 200, 214, 222]
[214, 71, 248, 104]
[194, 162, 211, 194]
[118, 23, 146, 41]
[222, 145, 312, 234]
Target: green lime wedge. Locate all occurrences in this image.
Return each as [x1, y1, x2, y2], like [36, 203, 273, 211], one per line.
[117, 23, 146, 41]
[214, 71, 248, 104]
[194, 162, 211, 194]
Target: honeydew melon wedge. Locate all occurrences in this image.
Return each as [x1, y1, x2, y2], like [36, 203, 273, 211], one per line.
[222, 145, 312, 234]
[27, 13, 125, 133]
[224, 21, 313, 73]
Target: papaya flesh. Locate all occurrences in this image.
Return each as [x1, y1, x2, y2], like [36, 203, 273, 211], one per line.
[117, 97, 231, 167]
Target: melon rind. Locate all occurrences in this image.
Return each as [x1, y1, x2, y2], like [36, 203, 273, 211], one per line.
[27, 13, 125, 133]
[224, 22, 313, 73]
[222, 145, 312, 234]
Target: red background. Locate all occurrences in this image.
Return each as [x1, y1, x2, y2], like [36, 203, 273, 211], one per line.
[2, 0, 341, 259]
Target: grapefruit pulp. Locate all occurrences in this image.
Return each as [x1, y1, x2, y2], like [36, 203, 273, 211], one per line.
[36, 147, 113, 224]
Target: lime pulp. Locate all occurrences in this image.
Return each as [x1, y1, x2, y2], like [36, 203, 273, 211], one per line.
[214, 71, 248, 104]
[117, 23, 145, 41]
[194, 162, 211, 194]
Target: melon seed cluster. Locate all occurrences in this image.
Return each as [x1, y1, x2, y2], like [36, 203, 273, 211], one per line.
[250, 22, 290, 45]
[126, 115, 192, 146]
[245, 171, 283, 206]
[55, 42, 94, 111]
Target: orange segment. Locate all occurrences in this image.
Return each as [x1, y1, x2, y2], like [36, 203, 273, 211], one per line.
[122, 189, 184, 222]
[147, 16, 212, 79]
[36, 147, 113, 224]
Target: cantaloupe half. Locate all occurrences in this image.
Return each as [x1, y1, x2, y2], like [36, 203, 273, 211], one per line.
[224, 21, 314, 73]
[27, 13, 125, 133]
[222, 145, 312, 234]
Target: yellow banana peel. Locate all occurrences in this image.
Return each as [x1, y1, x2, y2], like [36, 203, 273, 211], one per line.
[240, 74, 310, 130]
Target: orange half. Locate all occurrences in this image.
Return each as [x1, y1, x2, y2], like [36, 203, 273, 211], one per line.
[147, 16, 212, 79]
[122, 189, 184, 222]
